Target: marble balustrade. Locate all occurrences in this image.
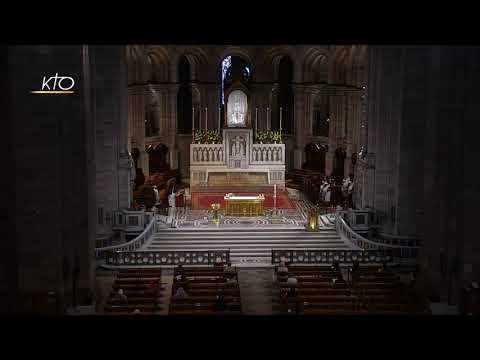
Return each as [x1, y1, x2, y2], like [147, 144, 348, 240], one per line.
[190, 144, 225, 164]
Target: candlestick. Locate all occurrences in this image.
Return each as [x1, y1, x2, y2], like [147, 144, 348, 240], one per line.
[205, 107, 207, 130]
[199, 107, 201, 130]
[280, 107, 283, 132]
[274, 184, 277, 210]
[192, 107, 195, 131]
[218, 107, 221, 130]
[255, 107, 258, 134]
[267, 107, 270, 131]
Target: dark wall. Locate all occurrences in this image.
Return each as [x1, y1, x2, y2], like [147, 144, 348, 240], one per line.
[419, 46, 480, 304]
[4, 45, 95, 314]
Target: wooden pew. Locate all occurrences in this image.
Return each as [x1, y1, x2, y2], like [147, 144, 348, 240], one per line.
[104, 304, 161, 313]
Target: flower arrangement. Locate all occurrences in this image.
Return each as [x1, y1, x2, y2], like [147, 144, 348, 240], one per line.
[255, 130, 282, 144]
[194, 130, 222, 144]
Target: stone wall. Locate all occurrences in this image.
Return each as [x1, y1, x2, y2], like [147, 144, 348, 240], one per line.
[4, 45, 132, 314]
[126, 45, 366, 178]
[5, 45, 96, 313]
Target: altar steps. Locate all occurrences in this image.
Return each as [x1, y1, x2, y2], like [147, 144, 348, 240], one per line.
[144, 228, 351, 265]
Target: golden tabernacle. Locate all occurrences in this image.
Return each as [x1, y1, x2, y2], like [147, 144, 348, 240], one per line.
[224, 193, 265, 217]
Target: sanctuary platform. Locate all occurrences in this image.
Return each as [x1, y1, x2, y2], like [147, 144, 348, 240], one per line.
[190, 185, 294, 210]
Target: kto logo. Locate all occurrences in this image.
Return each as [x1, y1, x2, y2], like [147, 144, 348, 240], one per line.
[30, 73, 75, 94]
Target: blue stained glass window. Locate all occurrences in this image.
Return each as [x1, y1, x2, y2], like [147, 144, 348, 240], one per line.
[221, 56, 231, 104]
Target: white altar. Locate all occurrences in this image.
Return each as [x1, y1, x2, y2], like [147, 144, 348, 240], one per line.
[190, 88, 285, 187]
[190, 128, 285, 187]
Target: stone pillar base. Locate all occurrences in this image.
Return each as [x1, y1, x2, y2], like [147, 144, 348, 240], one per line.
[139, 151, 149, 177]
[294, 148, 304, 169]
[169, 149, 179, 170]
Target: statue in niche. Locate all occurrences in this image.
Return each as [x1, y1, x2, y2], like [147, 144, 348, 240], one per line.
[231, 136, 244, 157]
[227, 90, 247, 127]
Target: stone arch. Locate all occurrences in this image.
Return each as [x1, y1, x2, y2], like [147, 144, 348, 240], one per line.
[303, 47, 329, 83]
[217, 47, 255, 81]
[146, 47, 170, 83]
[354, 45, 368, 87]
[180, 47, 209, 81]
[345, 46, 358, 85]
[330, 46, 349, 84]
[126, 45, 144, 85]
[265, 46, 295, 80]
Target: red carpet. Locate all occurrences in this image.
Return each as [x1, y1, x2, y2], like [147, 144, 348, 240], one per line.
[191, 188, 295, 210]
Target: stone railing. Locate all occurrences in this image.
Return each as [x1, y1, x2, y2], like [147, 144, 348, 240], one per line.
[104, 250, 230, 266]
[335, 214, 419, 263]
[272, 249, 394, 265]
[190, 144, 225, 165]
[250, 143, 285, 164]
[95, 216, 155, 258]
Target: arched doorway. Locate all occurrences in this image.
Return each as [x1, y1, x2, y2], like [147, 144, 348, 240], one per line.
[177, 56, 193, 134]
[147, 144, 169, 173]
[333, 147, 347, 183]
[304, 143, 327, 174]
[313, 94, 330, 137]
[274, 56, 294, 134]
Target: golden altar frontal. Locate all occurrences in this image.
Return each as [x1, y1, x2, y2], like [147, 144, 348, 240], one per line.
[224, 194, 265, 217]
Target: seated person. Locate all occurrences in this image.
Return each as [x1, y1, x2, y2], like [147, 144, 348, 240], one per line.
[379, 261, 387, 272]
[277, 261, 288, 275]
[224, 262, 236, 274]
[229, 297, 241, 311]
[215, 292, 226, 311]
[352, 261, 360, 272]
[174, 265, 184, 281]
[144, 280, 159, 297]
[286, 275, 298, 287]
[331, 261, 340, 271]
[214, 260, 224, 270]
[226, 276, 237, 287]
[177, 273, 190, 289]
[287, 286, 297, 298]
[173, 286, 190, 300]
[116, 289, 128, 305]
[280, 287, 289, 300]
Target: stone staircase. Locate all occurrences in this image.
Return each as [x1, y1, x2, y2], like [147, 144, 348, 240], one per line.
[143, 224, 351, 265]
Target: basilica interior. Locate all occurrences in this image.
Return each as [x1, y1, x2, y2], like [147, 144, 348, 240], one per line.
[3, 45, 480, 316]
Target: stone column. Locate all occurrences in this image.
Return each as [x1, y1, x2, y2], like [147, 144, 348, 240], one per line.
[128, 88, 148, 175]
[168, 84, 179, 169]
[418, 46, 480, 306]
[5, 45, 95, 313]
[293, 85, 306, 169]
[116, 46, 132, 209]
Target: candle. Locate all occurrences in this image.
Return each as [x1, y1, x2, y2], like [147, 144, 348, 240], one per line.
[199, 107, 202, 130]
[267, 107, 270, 130]
[280, 107, 283, 132]
[255, 107, 258, 133]
[218, 106, 221, 129]
[274, 184, 277, 209]
[205, 107, 208, 130]
[192, 107, 195, 132]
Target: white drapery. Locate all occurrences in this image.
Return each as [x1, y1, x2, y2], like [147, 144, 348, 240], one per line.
[227, 90, 247, 127]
